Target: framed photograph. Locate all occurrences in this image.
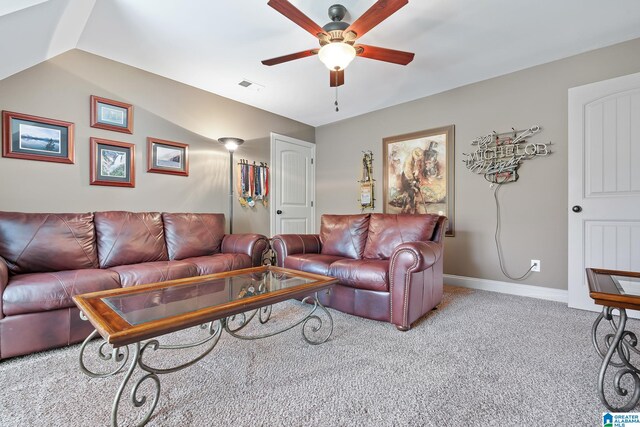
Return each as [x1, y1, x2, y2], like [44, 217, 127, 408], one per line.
[90, 95, 133, 134]
[90, 137, 135, 187]
[2, 110, 74, 163]
[147, 137, 189, 176]
[383, 125, 455, 236]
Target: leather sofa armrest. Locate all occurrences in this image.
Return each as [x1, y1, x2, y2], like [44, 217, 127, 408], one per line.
[389, 241, 443, 330]
[271, 234, 321, 267]
[0, 256, 8, 320]
[221, 234, 270, 267]
[390, 241, 442, 273]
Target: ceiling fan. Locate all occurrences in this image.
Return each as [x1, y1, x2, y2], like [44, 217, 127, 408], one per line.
[262, 0, 415, 88]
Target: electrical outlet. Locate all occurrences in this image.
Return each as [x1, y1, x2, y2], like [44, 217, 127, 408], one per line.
[531, 260, 541, 272]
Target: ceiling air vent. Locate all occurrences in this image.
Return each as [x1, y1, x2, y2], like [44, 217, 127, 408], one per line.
[238, 79, 264, 92]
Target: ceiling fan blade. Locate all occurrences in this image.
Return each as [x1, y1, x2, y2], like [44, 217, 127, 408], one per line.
[345, 0, 408, 39]
[262, 49, 318, 66]
[267, 0, 327, 38]
[356, 44, 414, 65]
[330, 70, 344, 87]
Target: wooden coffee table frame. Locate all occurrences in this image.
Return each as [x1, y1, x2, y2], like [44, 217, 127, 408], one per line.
[587, 268, 640, 412]
[73, 265, 337, 427]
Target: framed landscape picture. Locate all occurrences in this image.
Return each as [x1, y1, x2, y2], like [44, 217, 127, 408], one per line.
[2, 111, 74, 164]
[147, 137, 189, 176]
[90, 96, 133, 134]
[90, 137, 135, 187]
[383, 125, 455, 236]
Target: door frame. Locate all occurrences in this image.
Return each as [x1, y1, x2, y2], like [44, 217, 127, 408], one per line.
[269, 132, 316, 237]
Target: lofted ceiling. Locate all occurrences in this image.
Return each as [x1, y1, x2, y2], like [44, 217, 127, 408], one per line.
[1, 0, 640, 126]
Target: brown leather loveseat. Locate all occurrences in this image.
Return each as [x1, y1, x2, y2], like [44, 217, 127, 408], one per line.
[272, 213, 446, 331]
[0, 211, 269, 359]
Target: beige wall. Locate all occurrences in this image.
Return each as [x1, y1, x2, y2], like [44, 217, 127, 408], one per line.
[315, 38, 640, 290]
[0, 49, 314, 235]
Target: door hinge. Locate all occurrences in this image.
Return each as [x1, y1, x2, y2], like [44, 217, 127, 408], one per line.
[311, 158, 314, 165]
[311, 201, 314, 207]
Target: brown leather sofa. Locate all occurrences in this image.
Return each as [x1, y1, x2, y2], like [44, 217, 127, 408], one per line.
[272, 213, 446, 331]
[0, 211, 269, 359]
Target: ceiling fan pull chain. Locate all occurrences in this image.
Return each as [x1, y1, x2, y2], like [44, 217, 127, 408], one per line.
[335, 68, 339, 112]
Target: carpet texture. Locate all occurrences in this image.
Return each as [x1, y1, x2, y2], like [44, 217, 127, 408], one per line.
[0, 285, 631, 426]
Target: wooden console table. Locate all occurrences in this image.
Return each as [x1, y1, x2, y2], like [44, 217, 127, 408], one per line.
[587, 268, 640, 412]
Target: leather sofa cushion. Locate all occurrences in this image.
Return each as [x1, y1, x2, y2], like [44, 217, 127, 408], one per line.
[2, 269, 120, 316]
[0, 212, 99, 275]
[95, 211, 169, 268]
[109, 260, 198, 287]
[162, 213, 225, 260]
[0, 307, 94, 359]
[284, 254, 345, 276]
[328, 259, 390, 292]
[182, 254, 251, 276]
[363, 214, 439, 260]
[319, 214, 370, 259]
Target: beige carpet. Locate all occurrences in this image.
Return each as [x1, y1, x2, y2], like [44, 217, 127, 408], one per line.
[0, 286, 629, 426]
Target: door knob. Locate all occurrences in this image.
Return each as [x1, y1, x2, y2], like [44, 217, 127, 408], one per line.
[276, 210, 283, 215]
[572, 205, 582, 213]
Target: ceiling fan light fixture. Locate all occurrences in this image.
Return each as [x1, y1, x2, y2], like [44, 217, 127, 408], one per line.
[318, 42, 356, 71]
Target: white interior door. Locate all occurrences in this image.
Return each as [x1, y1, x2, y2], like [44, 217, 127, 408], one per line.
[270, 133, 315, 236]
[568, 72, 640, 312]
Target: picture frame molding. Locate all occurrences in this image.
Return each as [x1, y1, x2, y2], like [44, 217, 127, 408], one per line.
[147, 137, 189, 176]
[90, 137, 136, 188]
[1, 110, 75, 164]
[90, 95, 134, 134]
[382, 124, 455, 236]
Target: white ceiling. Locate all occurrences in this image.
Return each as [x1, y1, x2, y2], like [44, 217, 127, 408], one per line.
[2, 0, 640, 126]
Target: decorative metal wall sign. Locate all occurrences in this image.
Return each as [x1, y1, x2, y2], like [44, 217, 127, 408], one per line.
[462, 125, 551, 183]
[358, 150, 375, 210]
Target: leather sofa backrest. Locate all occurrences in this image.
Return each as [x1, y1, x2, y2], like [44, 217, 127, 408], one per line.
[319, 214, 370, 259]
[94, 211, 168, 268]
[162, 213, 225, 260]
[0, 212, 99, 275]
[363, 213, 440, 260]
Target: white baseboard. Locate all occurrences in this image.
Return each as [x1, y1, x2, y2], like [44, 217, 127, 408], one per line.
[444, 274, 568, 303]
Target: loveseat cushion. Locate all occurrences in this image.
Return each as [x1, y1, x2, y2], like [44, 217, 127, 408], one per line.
[94, 211, 169, 268]
[162, 213, 225, 260]
[109, 260, 198, 287]
[2, 269, 120, 316]
[0, 212, 99, 275]
[319, 214, 370, 259]
[363, 214, 439, 260]
[284, 254, 345, 276]
[328, 259, 390, 292]
[182, 253, 252, 276]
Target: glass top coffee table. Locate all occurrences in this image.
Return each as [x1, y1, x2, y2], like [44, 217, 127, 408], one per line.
[73, 265, 337, 426]
[587, 268, 640, 412]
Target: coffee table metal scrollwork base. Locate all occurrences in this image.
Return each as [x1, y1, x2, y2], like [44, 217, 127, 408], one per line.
[592, 306, 640, 412]
[587, 268, 640, 413]
[79, 291, 333, 427]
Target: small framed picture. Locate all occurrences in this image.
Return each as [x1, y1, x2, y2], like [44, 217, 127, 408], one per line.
[90, 96, 133, 134]
[90, 137, 135, 187]
[147, 137, 189, 176]
[2, 110, 74, 163]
